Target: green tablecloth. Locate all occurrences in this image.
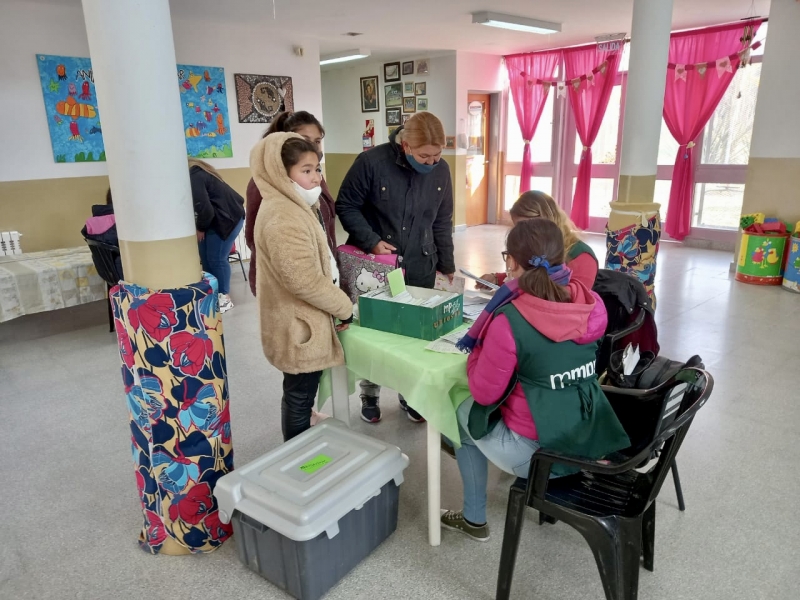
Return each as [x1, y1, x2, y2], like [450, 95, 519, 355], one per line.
[319, 323, 471, 444]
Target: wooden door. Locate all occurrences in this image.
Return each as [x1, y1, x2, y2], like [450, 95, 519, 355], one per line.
[466, 93, 491, 226]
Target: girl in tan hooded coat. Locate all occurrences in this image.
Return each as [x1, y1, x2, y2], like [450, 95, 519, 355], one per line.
[250, 132, 353, 441]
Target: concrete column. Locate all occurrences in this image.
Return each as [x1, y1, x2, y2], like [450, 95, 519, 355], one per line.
[82, 0, 201, 289]
[609, 0, 673, 231]
[740, 0, 800, 228]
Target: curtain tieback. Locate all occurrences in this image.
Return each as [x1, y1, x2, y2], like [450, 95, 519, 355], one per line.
[582, 145, 590, 152]
[523, 139, 531, 145]
[682, 140, 695, 159]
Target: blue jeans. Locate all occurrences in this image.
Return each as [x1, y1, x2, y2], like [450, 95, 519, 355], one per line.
[198, 219, 244, 295]
[448, 397, 540, 525]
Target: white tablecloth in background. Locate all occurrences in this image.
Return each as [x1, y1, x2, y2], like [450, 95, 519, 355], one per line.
[0, 247, 107, 323]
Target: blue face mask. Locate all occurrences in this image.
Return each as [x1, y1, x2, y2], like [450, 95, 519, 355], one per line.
[406, 153, 437, 174]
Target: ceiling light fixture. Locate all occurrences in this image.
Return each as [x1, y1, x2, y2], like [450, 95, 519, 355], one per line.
[319, 48, 370, 66]
[472, 11, 561, 35]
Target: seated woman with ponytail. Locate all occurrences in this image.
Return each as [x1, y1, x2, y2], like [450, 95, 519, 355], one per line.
[442, 219, 629, 543]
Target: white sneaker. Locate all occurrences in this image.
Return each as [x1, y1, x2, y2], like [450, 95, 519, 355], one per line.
[218, 293, 234, 313]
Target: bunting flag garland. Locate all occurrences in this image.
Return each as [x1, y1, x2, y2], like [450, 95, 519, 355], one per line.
[517, 53, 620, 96]
[666, 40, 761, 82]
[716, 56, 733, 77]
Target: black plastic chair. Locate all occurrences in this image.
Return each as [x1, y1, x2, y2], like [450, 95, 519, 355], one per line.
[496, 368, 713, 600]
[229, 243, 247, 281]
[84, 238, 123, 332]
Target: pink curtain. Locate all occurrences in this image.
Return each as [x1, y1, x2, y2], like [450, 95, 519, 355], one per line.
[564, 46, 622, 229]
[663, 21, 762, 240]
[505, 50, 561, 194]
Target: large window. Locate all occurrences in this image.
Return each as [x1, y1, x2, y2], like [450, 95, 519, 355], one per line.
[500, 25, 766, 238]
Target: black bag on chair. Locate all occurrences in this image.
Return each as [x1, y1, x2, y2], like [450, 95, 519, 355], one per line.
[607, 350, 703, 390]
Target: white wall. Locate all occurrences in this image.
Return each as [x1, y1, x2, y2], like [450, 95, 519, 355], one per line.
[0, 0, 323, 182]
[455, 51, 507, 155]
[321, 53, 457, 155]
[748, 0, 800, 159]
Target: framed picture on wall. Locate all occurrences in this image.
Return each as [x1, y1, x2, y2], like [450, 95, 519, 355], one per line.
[417, 97, 428, 111]
[414, 81, 426, 96]
[402, 61, 414, 76]
[384, 83, 403, 107]
[403, 81, 414, 95]
[402, 114, 411, 124]
[388, 126, 399, 136]
[360, 76, 379, 112]
[403, 97, 417, 113]
[386, 107, 402, 126]
[384, 62, 401, 82]
[445, 136, 456, 149]
[416, 58, 430, 75]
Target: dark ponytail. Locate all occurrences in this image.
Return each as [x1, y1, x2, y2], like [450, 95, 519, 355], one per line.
[506, 219, 571, 303]
[263, 111, 325, 139]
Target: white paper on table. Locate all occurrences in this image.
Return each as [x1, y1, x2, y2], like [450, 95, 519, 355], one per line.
[425, 326, 469, 354]
[462, 291, 491, 322]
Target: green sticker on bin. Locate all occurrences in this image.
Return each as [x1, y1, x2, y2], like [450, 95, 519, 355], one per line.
[299, 454, 332, 474]
[387, 268, 406, 296]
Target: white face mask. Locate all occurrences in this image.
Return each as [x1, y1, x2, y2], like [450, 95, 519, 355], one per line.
[292, 181, 322, 207]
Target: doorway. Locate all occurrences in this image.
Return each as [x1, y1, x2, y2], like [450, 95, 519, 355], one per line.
[466, 93, 493, 226]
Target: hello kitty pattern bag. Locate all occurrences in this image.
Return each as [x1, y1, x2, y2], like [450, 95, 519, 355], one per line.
[337, 244, 404, 303]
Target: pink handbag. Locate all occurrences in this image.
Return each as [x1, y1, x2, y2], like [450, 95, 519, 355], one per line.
[337, 244, 404, 303]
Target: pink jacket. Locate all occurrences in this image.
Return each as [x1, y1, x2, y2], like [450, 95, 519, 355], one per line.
[466, 281, 608, 440]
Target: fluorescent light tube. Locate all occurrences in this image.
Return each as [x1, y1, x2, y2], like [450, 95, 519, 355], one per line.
[472, 11, 561, 35]
[319, 49, 370, 65]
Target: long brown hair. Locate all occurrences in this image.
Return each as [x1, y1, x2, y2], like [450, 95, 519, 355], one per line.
[188, 158, 224, 182]
[510, 191, 581, 253]
[264, 111, 325, 139]
[506, 219, 571, 303]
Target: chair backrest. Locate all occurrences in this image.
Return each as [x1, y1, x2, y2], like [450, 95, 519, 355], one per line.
[642, 368, 713, 505]
[84, 238, 122, 286]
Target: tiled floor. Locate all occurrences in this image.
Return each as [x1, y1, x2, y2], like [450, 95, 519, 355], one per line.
[0, 225, 798, 600]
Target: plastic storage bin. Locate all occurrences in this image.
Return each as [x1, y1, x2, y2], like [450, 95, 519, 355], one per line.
[214, 419, 409, 600]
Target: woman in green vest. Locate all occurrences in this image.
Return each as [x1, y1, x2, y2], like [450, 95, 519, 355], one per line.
[479, 191, 599, 290]
[442, 219, 629, 542]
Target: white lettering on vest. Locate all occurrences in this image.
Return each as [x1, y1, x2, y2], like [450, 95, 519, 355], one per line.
[550, 360, 596, 389]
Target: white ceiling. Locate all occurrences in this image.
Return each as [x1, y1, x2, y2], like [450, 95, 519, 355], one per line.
[166, 0, 769, 57]
[28, 0, 771, 61]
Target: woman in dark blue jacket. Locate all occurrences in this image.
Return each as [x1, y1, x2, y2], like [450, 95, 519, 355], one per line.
[336, 112, 455, 423]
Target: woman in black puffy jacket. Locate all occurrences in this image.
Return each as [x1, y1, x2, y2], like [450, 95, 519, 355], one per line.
[189, 159, 245, 313]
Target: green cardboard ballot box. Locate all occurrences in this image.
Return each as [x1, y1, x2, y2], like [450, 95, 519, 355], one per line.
[358, 286, 464, 341]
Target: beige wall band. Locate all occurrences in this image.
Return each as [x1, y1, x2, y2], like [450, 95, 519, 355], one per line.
[616, 174, 657, 205]
[120, 236, 202, 290]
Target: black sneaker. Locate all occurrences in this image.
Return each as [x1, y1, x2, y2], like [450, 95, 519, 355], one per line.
[360, 395, 381, 423]
[399, 396, 425, 423]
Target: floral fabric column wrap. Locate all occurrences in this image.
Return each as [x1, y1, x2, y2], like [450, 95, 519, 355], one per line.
[605, 215, 661, 309]
[110, 275, 233, 554]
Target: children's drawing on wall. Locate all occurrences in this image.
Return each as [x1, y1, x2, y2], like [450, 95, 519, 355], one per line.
[178, 64, 233, 158]
[36, 54, 106, 163]
[233, 74, 294, 124]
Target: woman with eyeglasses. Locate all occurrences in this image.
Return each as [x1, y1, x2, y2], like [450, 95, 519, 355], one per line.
[477, 191, 598, 291]
[337, 111, 456, 424]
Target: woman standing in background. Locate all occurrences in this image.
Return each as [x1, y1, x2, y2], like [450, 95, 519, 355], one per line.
[189, 159, 245, 312]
